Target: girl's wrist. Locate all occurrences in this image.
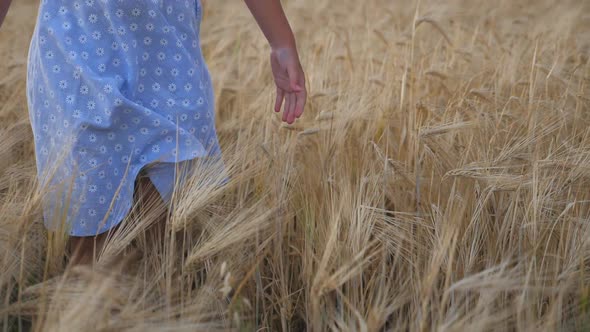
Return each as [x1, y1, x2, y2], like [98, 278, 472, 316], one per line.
[270, 37, 297, 53]
[270, 34, 298, 55]
[267, 24, 297, 52]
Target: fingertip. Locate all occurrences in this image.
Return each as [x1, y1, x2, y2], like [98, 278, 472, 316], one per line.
[282, 94, 291, 122]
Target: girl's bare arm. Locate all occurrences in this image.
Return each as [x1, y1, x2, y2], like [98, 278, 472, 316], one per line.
[243, 0, 297, 50]
[0, 0, 12, 29]
[242, 0, 306, 124]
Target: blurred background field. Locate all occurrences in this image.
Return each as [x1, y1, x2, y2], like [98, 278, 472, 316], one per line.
[1, 0, 590, 331]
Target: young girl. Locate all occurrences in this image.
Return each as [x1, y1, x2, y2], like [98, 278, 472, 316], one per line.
[0, 1, 306, 266]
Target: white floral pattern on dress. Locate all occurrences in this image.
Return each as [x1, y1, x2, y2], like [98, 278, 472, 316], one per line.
[26, 0, 228, 236]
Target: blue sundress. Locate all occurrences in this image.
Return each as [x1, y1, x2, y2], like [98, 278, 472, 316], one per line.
[26, 0, 228, 237]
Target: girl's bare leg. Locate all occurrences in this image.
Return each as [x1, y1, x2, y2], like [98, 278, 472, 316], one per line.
[67, 174, 167, 267]
[68, 230, 111, 266]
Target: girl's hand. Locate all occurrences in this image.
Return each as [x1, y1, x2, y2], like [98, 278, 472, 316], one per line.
[270, 46, 306, 124]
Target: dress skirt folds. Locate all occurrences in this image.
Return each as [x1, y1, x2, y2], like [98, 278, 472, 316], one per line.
[26, 0, 228, 236]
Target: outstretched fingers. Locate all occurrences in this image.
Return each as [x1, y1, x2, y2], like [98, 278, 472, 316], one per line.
[275, 87, 284, 113]
[294, 86, 306, 119]
[282, 92, 291, 122]
[288, 92, 297, 123]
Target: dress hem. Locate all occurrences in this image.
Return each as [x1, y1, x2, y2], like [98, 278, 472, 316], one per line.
[43, 150, 229, 237]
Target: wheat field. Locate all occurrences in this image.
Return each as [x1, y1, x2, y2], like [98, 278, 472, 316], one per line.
[1, 0, 590, 331]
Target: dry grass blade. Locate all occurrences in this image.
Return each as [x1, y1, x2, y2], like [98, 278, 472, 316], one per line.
[420, 121, 477, 138]
[415, 17, 453, 46]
